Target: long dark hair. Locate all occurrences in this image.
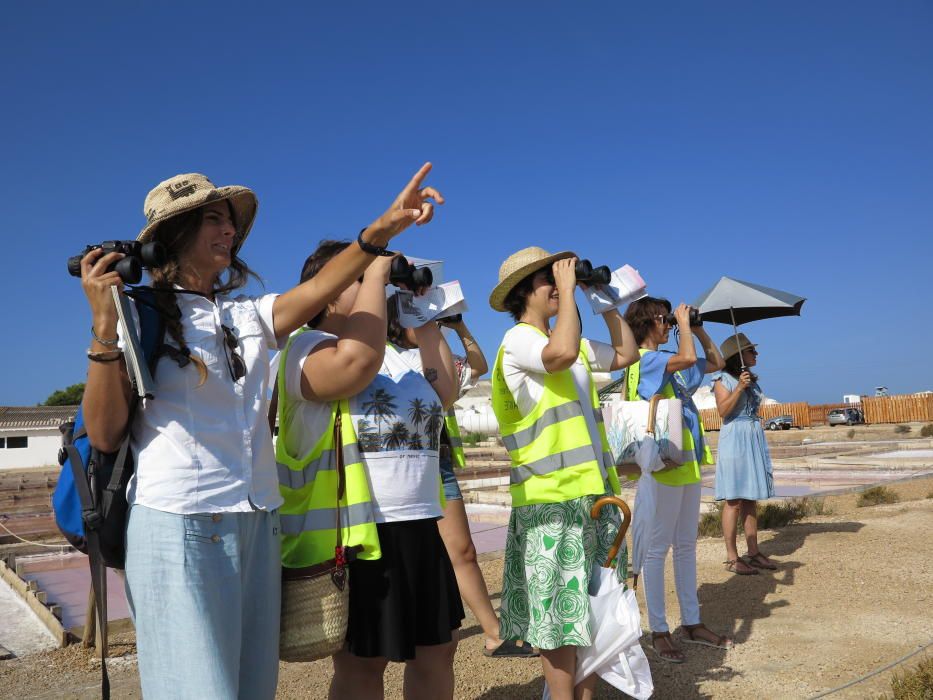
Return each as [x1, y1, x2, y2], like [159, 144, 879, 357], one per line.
[148, 201, 260, 385]
[724, 352, 758, 383]
[623, 296, 671, 346]
[298, 240, 351, 328]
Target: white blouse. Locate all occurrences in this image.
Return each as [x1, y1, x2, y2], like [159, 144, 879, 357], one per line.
[121, 289, 284, 514]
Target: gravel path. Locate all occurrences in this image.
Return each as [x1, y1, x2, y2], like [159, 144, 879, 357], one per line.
[2, 478, 931, 699]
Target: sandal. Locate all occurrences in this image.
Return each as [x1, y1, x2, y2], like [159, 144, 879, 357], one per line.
[681, 624, 733, 649]
[648, 631, 684, 664]
[483, 639, 539, 658]
[725, 558, 758, 575]
[745, 552, 777, 570]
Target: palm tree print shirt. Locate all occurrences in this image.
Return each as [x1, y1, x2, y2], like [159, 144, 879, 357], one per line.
[349, 344, 445, 522]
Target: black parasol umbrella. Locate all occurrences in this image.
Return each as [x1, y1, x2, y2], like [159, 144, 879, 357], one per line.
[693, 276, 806, 370]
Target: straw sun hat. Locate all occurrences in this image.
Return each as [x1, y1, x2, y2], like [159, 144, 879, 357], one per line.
[489, 246, 575, 312]
[720, 332, 758, 361]
[136, 173, 258, 252]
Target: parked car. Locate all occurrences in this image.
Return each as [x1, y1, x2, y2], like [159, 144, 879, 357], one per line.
[764, 415, 795, 430]
[827, 408, 864, 426]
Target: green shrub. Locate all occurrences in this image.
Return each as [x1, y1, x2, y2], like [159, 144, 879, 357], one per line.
[857, 486, 900, 507]
[894, 424, 912, 434]
[887, 654, 933, 699]
[926, 491, 933, 500]
[463, 432, 488, 447]
[920, 424, 933, 438]
[847, 428, 856, 439]
[697, 503, 724, 538]
[697, 497, 830, 538]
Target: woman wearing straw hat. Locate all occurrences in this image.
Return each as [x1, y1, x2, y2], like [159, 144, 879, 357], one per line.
[712, 333, 776, 575]
[276, 241, 462, 699]
[79, 164, 442, 699]
[623, 297, 730, 663]
[488, 247, 639, 700]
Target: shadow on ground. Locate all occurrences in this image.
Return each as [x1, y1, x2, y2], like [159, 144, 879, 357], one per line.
[475, 519, 865, 699]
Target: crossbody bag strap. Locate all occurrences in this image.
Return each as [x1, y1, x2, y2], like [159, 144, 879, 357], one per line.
[331, 404, 349, 590]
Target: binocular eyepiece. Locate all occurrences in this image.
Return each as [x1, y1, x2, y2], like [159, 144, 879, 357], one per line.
[665, 307, 703, 327]
[439, 313, 462, 324]
[575, 259, 611, 286]
[67, 240, 167, 285]
[389, 255, 433, 289]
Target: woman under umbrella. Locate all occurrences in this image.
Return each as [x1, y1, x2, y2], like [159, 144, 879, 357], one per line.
[712, 333, 777, 575]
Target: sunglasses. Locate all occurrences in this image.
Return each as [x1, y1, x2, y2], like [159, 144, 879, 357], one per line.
[221, 324, 246, 382]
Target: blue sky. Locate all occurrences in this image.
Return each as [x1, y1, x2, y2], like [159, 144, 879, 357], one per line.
[2, 1, 931, 406]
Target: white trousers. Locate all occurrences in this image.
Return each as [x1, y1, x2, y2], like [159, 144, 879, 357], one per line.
[640, 479, 702, 633]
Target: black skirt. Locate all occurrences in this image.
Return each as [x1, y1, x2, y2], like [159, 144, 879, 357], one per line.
[345, 518, 464, 662]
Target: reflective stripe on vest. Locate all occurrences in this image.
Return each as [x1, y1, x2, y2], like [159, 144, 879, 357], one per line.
[444, 410, 465, 469]
[491, 325, 620, 506]
[623, 348, 713, 486]
[276, 330, 381, 568]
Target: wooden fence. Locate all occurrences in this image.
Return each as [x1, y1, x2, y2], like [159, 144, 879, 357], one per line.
[862, 394, 933, 424]
[700, 402, 810, 431]
[809, 403, 856, 426]
[700, 394, 932, 430]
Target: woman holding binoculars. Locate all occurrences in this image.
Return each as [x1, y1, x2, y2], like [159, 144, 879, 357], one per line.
[276, 239, 467, 697]
[79, 164, 440, 699]
[623, 297, 730, 663]
[489, 247, 639, 700]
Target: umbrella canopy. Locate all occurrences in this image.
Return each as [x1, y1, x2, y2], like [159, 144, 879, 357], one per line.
[693, 276, 806, 325]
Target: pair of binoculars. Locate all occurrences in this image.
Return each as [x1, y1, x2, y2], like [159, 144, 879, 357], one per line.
[575, 259, 611, 285]
[665, 307, 703, 327]
[389, 255, 433, 289]
[67, 240, 167, 285]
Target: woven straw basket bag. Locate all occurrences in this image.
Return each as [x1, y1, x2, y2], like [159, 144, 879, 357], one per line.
[279, 413, 354, 662]
[279, 562, 349, 662]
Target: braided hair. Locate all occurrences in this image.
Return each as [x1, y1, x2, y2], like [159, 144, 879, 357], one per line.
[147, 202, 259, 386]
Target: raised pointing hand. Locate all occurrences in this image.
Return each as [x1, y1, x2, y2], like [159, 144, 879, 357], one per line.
[367, 162, 445, 242]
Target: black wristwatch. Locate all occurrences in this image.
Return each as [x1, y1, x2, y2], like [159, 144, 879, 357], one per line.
[357, 229, 393, 257]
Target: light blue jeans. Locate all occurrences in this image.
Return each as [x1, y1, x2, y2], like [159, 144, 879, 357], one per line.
[125, 505, 281, 700]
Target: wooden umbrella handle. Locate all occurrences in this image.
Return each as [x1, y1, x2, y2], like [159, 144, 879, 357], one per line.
[591, 495, 632, 569]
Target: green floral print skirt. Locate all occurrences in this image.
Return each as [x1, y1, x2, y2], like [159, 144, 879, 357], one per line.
[498, 494, 628, 650]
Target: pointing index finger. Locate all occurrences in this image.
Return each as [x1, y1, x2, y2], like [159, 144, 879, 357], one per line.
[405, 162, 433, 193]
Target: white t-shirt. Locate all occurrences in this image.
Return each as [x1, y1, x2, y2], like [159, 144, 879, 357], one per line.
[279, 332, 443, 523]
[122, 290, 284, 514]
[500, 324, 616, 458]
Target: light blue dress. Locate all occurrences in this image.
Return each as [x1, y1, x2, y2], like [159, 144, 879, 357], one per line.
[712, 372, 775, 501]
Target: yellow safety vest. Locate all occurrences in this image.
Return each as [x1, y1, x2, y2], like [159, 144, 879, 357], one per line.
[443, 410, 465, 469]
[276, 331, 381, 568]
[491, 325, 621, 507]
[625, 348, 713, 486]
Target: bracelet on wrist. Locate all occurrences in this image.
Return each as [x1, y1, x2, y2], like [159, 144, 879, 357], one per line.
[91, 325, 119, 346]
[357, 229, 393, 257]
[87, 349, 123, 363]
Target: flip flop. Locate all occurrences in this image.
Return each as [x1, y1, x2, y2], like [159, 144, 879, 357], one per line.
[725, 558, 759, 576]
[483, 640, 539, 658]
[745, 552, 778, 570]
[681, 624, 734, 650]
[647, 632, 684, 664]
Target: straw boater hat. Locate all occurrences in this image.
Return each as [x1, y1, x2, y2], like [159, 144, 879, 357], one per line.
[489, 246, 575, 312]
[720, 332, 758, 360]
[137, 173, 258, 252]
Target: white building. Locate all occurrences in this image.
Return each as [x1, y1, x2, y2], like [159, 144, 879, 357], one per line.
[0, 407, 76, 470]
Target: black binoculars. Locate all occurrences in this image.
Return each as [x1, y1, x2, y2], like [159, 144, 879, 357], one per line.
[389, 255, 433, 289]
[575, 259, 611, 286]
[67, 240, 167, 285]
[439, 313, 462, 324]
[665, 307, 703, 327]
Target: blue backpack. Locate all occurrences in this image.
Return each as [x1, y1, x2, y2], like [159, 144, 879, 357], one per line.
[51, 288, 164, 700]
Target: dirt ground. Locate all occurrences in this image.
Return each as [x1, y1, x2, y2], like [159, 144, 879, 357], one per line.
[2, 477, 932, 700]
